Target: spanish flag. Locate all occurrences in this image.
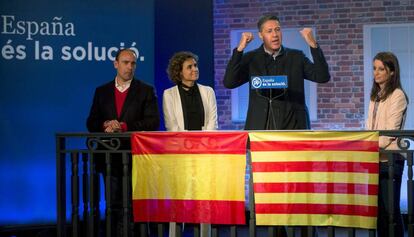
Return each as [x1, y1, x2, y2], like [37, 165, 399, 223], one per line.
[131, 132, 248, 224]
[249, 131, 379, 229]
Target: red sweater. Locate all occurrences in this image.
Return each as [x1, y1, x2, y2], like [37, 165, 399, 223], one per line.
[114, 87, 129, 131]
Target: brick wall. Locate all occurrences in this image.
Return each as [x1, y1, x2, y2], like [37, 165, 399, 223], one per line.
[213, 0, 414, 130]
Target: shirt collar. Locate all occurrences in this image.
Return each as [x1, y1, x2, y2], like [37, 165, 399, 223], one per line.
[115, 77, 132, 92]
[263, 45, 283, 59]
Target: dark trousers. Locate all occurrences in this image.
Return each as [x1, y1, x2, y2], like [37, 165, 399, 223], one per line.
[377, 154, 405, 237]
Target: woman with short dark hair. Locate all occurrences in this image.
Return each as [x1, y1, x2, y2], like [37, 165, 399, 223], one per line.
[163, 51, 217, 131]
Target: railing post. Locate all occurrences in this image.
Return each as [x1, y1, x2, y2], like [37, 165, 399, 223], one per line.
[326, 226, 334, 237]
[387, 153, 395, 237]
[105, 152, 112, 237]
[122, 152, 131, 237]
[230, 225, 237, 237]
[82, 153, 89, 235]
[140, 223, 147, 237]
[158, 223, 164, 237]
[267, 226, 275, 237]
[303, 226, 314, 237]
[88, 151, 98, 237]
[368, 229, 376, 237]
[194, 224, 200, 237]
[407, 151, 413, 237]
[71, 152, 80, 237]
[56, 135, 67, 237]
[346, 228, 355, 237]
[211, 226, 218, 237]
[286, 227, 295, 237]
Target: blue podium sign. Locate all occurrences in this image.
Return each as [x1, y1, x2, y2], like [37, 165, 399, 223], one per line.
[250, 75, 288, 89]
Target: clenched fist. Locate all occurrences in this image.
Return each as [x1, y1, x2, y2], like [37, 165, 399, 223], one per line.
[237, 32, 254, 52]
[300, 28, 317, 48]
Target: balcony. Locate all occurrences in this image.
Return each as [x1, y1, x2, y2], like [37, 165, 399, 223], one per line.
[56, 131, 414, 237]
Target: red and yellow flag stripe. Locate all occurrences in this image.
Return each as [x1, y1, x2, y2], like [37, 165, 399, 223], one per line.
[249, 131, 379, 229]
[131, 131, 248, 224]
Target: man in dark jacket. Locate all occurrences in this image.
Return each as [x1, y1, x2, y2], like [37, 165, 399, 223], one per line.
[87, 49, 159, 133]
[224, 14, 330, 130]
[87, 48, 160, 236]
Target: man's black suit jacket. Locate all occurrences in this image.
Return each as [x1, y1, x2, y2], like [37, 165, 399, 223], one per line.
[224, 45, 330, 130]
[87, 78, 160, 133]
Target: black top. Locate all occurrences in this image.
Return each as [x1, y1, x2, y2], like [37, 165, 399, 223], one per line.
[178, 83, 205, 130]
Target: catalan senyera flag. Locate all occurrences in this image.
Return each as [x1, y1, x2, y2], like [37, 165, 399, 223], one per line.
[131, 131, 248, 224]
[249, 131, 379, 229]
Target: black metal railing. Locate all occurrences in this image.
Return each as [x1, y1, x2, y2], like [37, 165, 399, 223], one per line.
[56, 131, 414, 237]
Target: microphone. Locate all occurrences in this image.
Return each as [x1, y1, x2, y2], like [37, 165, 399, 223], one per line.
[250, 75, 288, 129]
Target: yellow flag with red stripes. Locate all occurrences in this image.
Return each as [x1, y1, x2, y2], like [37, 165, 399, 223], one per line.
[249, 131, 379, 229]
[131, 131, 248, 224]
